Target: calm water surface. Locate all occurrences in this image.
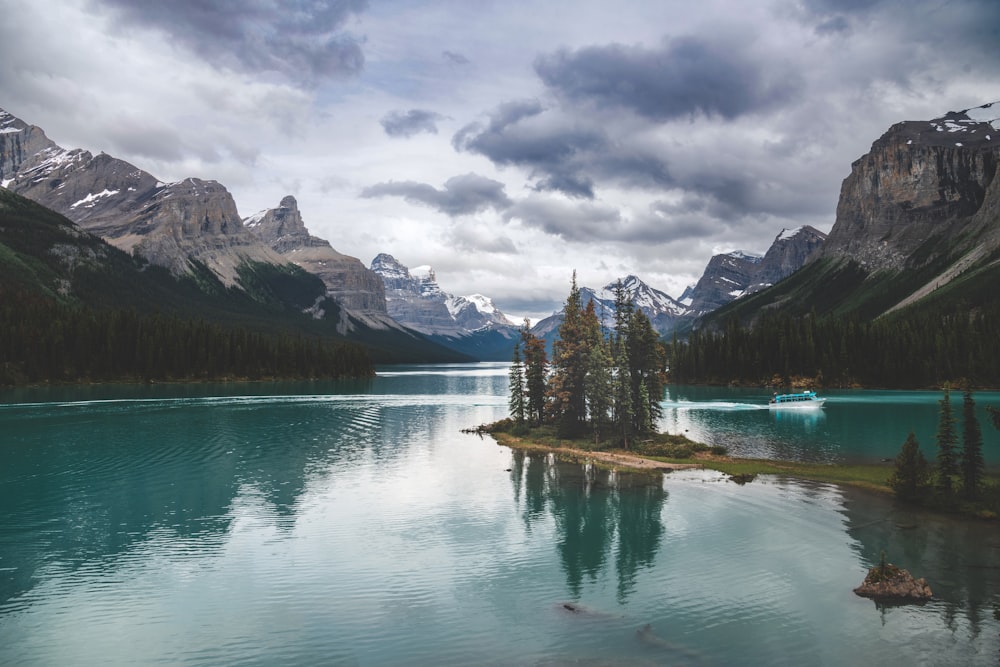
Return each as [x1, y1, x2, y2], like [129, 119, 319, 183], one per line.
[664, 384, 1000, 464]
[2, 365, 999, 665]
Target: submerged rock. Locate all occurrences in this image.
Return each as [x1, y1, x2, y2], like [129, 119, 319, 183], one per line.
[853, 561, 932, 602]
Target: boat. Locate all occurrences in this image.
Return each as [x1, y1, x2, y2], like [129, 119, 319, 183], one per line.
[768, 390, 826, 409]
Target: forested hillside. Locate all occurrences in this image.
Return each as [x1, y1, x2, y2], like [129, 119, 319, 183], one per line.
[671, 260, 1000, 388]
[0, 188, 379, 384]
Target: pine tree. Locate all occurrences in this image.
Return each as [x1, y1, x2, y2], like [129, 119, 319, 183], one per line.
[548, 272, 591, 437]
[627, 309, 664, 434]
[888, 432, 932, 503]
[935, 385, 959, 501]
[961, 387, 985, 501]
[584, 337, 613, 445]
[508, 343, 527, 425]
[520, 319, 548, 426]
[611, 281, 634, 448]
[612, 332, 633, 449]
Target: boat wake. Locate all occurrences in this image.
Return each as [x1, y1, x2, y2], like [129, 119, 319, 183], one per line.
[661, 400, 769, 411]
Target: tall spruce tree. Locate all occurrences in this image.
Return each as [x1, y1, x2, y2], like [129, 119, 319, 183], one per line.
[520, 319, 548, 426]
[585, 339, 613, 444]
[582, 300, 612, 443]
[508, 343, 526, 424]
[888, 432, 932, 503]
[935, 385, 959, 501]
[611, 280, 635, 448]
[961, 387, 985, 501]
[548, 273, 591, 437]
[626, 309, 664, 434]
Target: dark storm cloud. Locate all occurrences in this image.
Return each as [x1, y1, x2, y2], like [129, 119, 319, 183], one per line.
[504, 196, 622, 242]
[380, 109, 446, 138]
[360, 173, 511, 216]
[799, 0, 1000, 66]
[533, 36, 803, 121]
[453, 100, 612, 199]
[93, 0, 369, 85]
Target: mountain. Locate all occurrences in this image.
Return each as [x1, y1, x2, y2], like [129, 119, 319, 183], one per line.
[746, 226, 828, 294]
[699, 102, 1000, 325]
[534, 227, 824, 345]
[244, 195, 391, 324]
[371, 253, 520, 360]
[683, 251, 763, 318]
[0, 106, 468, 363]
[0, 108, 283, 285]
[684, 227, 827, 318]
[531, 275, 687, 348]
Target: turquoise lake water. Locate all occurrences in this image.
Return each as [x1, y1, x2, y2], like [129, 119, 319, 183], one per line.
[1, 365, 999, 665]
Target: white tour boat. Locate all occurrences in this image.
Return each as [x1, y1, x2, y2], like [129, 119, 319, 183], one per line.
[768, 390, 826, 409]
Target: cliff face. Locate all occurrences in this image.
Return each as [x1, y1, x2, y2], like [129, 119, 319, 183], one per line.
[0, 108, 283, 287]
[747, 226, 827, 293]
[685, 251, 762, 317]
[246, 196, 387, 314]
[819, 108, 999, 271]
[1, 111, 59, 180]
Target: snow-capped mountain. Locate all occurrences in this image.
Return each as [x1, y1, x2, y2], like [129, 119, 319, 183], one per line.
[532, 274, 687, 342]
[683, 251, 763, 318]
[371, 253, 517, 339]
[684, 226, 826, 317]
[0, 107, 283, 286]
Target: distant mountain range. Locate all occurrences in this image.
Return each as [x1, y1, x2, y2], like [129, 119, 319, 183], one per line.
[0, 107, 466, 364]
[4, 101, 998, 367]
[528, 226, 826, 349]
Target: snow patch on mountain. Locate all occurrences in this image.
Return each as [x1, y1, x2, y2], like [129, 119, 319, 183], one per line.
[371, 254, 516, 335]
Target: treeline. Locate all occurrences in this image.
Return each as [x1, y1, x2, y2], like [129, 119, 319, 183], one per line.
[507, 274, 666, 446]
[0, 290, 373, 386]
[670, 305, 1000, 388]
[889, 386, 998, 516]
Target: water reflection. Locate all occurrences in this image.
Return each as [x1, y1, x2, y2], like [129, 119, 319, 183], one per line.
[508, 451, 666, 602]
[843, 487, 1000, 634]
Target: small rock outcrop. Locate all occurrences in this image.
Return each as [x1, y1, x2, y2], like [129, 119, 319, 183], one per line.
[853, 560, 932, 602]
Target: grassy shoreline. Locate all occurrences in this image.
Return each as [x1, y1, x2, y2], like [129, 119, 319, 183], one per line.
[487, 428, 895, 492]
[484, 423, 1000, 520]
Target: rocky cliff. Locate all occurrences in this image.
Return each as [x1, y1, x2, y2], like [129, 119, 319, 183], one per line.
[696, 102, 1000, 325]
[246, 196, 387, 314]
[745, 226, 828, 294]
[685, 226, 826, 318]
[684, 251, 763, 318]
[818, 104, 999, 272]
[0, 107, 283, 286]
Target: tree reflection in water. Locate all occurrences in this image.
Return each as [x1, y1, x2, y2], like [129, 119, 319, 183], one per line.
[508, 450, 666, 601]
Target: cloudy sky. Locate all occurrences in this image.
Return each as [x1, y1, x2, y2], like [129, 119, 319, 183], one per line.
[1, 0, 999, 321]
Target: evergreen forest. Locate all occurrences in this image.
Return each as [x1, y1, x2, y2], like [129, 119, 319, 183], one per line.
[670, 303, 1000, 388]
[0, 290, 372, 385]
[0, 187, 376, 385]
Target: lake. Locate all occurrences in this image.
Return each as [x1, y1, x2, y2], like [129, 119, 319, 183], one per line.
[2, 364, 999, 665]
